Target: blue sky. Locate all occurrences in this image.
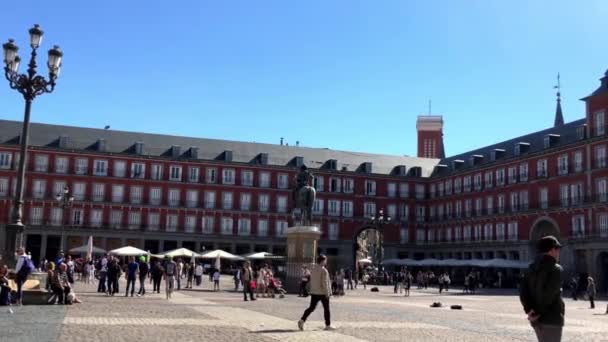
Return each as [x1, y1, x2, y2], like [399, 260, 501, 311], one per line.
[1, 1, 606, 157]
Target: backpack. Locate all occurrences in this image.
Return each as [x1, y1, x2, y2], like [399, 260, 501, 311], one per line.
[17, 257, 34, 280]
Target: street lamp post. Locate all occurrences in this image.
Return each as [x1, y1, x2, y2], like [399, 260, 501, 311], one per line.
[2, 25, 63, 267]
[55, 187, 74, 253]
[369, 208, 391, 272]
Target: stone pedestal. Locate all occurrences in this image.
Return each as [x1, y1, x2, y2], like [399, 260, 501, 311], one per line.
[285, 225, 321, 294]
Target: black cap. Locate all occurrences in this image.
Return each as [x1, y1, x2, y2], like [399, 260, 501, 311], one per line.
[537, 235, 562, 253]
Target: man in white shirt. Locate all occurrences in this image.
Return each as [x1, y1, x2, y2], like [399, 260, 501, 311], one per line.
[14, 247, 29, 305]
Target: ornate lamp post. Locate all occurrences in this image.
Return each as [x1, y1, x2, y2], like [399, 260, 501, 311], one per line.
[55, 187, 74, 253]
[2, 25, 63, 266]
[369, 208, 391, 272]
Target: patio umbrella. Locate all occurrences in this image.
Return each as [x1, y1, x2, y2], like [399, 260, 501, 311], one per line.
[69, 244, 106, 255]
[159, 248, 201, 258]
[199, 249, 244, 260]
[243, 252, 284, 260]
[108, 246, 147, 256]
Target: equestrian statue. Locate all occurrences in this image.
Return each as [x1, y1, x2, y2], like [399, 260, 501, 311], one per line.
[292, 165, 316, 226]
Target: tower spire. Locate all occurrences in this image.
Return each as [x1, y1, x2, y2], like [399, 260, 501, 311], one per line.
[554, 73, 564, 127]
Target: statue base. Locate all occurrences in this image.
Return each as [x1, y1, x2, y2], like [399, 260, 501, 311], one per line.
[285, 225, 321, 294]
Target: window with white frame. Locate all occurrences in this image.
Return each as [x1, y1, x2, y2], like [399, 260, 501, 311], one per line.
[484, 224, 493, 241]
[328, 223, 339, 240]
[437, 204, 444, 220]
[570, 183, 584, 205]
[0, 178, 8, 197]
[0, 152, 12, 169]
[474, 173, 482, 190]
[428, 229, 435, 243]
[387, 182, 396, 197]
[365, 180, 376, 196]
[313, 199, 324, 215]
[475, 198, 482, 216]
[90, 209, 103, 227]
[496, 223, 505, 241]
[364, 202, 376, 218]
[495, 168, 505, 186]
[536, 159, 548, 178]
[342, 201, 353, 217]
[464, 199, 472, 217]
[29, 207, 43, 225]
[438, 182, 445, 196]
[598, 213, 608, 237]
[130, 186, 144, 204]
[510, 192, 519, 212]
[278, 174, 289, 189]
[222, 168, 235, 184]
[276, 220, 288, 237]
[429, 206, 436, 220]
[51, 207, 63, 226]
[206, 168, 217, 183]
[574, 151, 583, 173]
[186, 190, 198, 208]
[129, 211, 141, 230]
[463, 225, 472, 241]
[486, 196, 493, 215]
[32, 179, 46, 199]
[72, 209, 83, 226]
[131, 162, 145, 179]
[258, 194, 269, 212]
[415, 184, 425, 199]
[92, 183, 105, 202]
[34, 154, 49, 172]
[560, 184, 569, 206]
[202, 216, 214, 234]
[150, 187, 162, 205]
[454, 226, 462, 241]
[520, 190, 529, 210]
[113, 160, 126, 177]
[343, 178, 354, 194]
[241, 170, 253, 186]
[72, 182, 85, 201]
[557, 154, 568, 175]
[597, 179, 607, 202]
[463, 176, 472, 192]
[259, 172, 270, 188]
[507, 166, 517, 184]
[445, 202, 453, 218]
[572, 215, 585, 237]
[221, 217, 233, 235]
[474, 225, 482, 241]
[455, 201, 462, 218]
[188, 167, 200, 183]
[445, 180, 452, 195]
[147, 213, 160, 230]
[151, 164, 163, 180]
[507, 222, 518, 240]
[204, 191, 216, 209]
[238, 218, 251, 236]
[484, 172, 493, 188]
[222, 192, 233, 209]
[185, 215, 196, 233]
[595, 111, 605, 136]
[111, 184, 124, 203]
[416, 229, 425, 243]
[328, 199, 341, 216]
[75, 158, 88, 175]
[169, 165, 182, 181]
[399, 204, 409, 221]
[539, 187, 548, 209]
[257, 219, 268, 237]
[445, 227, 452, 242]
[168, 188, 180, 206]
[240, 193, 251, 211]
[416, 205, 425, 222]
[314, 176, 324, 192]
[110, 210, 123, 228]
[93, 159, 108, 176]
[387, 204, 396, 220]
[430, 184, 436, 199]
[400, 228, 409, 243]
[519, 163, 529, 182]
[52, 181, 66, 199]
[454, 178, 462, 193]
[166, 214, 178, 232]
[54, 156, 68, 174]
[497, 194, 505, 214]
[595, 145, 606, 169]
[277, 195, 288, 213]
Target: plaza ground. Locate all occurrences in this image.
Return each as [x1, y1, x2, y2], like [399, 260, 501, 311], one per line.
[2, 278, 607, 342]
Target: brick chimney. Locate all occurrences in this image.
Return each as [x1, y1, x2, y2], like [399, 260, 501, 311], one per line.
[416, 115, 445, 159]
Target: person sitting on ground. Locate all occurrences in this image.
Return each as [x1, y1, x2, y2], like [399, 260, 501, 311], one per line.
[51, 263, 72, 304]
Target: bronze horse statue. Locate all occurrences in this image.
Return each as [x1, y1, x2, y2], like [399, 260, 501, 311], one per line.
[292, 165, 316, 226]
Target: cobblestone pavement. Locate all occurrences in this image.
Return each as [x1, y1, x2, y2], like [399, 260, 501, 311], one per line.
[2, 278, 608, 341]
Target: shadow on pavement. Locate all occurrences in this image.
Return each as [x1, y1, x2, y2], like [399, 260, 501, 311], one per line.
[250, 329, 298, 334]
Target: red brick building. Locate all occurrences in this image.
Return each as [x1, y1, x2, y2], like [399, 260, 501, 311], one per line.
[0, 69, 607, 287]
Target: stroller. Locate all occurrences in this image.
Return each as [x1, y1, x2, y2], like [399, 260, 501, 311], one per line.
[267, 277, 286, 298]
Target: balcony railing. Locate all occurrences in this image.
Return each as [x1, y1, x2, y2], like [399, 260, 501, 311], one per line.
[186, 200, 198, 208]
[204, 201, 215, 209]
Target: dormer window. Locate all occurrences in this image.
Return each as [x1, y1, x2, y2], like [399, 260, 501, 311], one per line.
[576, 125, 586, 140]
[544, 134, 560, 149]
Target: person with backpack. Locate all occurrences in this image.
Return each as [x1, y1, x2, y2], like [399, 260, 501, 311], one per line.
[137, 256, 149, 296]
[15, 247, 34, 305]
[519, 235, 564, 342]
[164, 256, 177, 299]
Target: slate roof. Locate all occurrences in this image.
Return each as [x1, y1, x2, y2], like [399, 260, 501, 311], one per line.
[0, 120, 440, 177]
[433, 118, 587, 178]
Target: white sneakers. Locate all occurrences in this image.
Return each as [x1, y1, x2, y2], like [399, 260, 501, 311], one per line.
[297, 320, 336, 332]
[324, 326, 336, 331]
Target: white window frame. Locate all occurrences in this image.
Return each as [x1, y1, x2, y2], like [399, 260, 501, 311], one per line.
[221, 217, 233, 235]
[93, 159, 108, 176]
[328, 222, 339, 241]
[241, 170, 253, 186]
[54, 156, 68, 174]
[169, 165, 182, 181]
[113, 160, 126, 178]
[206, 168, 217, 183]
[0, 152, 12, 169]
[238, 218, 251, 236]
[222, 168, 235, 185]
[131, 162, 145, 179]
[34, 154, 49, 172]
[188, 167, 200, 183]
[257, 219, 268, 237]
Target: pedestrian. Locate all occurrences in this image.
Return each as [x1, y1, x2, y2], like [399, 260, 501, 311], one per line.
[519, 235, 564, 342]
[125, 256, 139, 297]
[176, 258, 183, 291]
[186, 262, 194, 289]
[97, 255, 108, 293]
[213, 269, 220, 291]
[240, 261, 256, 301]
[569, 277, 578, 300]
[336, 269, 345, 296]
[164, 256, 177, 299]
[0, 264, 11, 306]
[55, 251, 65, 267]
[297, 255, 334, 331]
[194, 263, 203, 287]
[299, 265, 311, 297]
[362, 272, 369, 290]
[106, 257, 121, 296]
[14, 247, 32, 306]
[256, 265, 267, 298]
[438, 273, 445, 294]
[234, 267, 241, 292]
[151, 260, 163, 293]
[137, 256, 149, 296]
[345, 268, 353, 290]
[444, 273, 451, 292]
[404, 272, 411, 297]
[587, 277, 596, 309]
[66, 255, 75, 284]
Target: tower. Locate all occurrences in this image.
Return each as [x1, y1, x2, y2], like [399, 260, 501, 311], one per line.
[554, 73, 564, 127]
[416, 115, 445, 159]
[581, 69, 608, 138]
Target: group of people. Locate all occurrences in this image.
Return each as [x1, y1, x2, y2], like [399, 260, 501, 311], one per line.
[235, 262, 284, 300]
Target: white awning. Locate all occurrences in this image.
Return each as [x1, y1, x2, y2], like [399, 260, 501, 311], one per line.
[69, 244, 106, 254]
[199, 249, 244, 260]
[108, 246, 148, 256]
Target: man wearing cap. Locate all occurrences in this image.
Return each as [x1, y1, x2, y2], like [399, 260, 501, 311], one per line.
[519, 235, 564, 342]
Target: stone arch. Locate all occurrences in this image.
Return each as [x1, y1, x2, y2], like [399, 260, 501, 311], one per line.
[353, 225, 382, 275]
[529, 216, 561, 241]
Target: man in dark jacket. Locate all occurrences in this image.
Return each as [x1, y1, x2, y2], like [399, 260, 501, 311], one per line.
[519, 235, 564, 342]
[137, 256, 149, 296]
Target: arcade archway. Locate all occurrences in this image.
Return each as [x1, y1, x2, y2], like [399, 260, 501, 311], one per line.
[529, 217, 561, 259]
[353, 225, 383, 277]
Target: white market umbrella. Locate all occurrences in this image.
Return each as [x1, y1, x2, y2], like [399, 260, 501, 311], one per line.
[199, 249, 244, 260]
[108, 246, 147, 256]
[243, 252, 284, 260]
[358, 258, 373, 265]
[69, 244, 106, 255]
[159, 248, 201, 258]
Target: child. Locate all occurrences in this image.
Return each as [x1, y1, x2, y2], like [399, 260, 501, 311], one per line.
[213, 270, 220, 291]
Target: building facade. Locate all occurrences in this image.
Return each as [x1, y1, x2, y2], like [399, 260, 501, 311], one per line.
[1, 69, 607, 288]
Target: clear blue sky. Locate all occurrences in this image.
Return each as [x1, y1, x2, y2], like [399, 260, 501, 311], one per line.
[1, 1, 606, 157]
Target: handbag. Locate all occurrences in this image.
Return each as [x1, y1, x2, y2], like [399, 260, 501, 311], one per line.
[250, 280, 256, 290]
